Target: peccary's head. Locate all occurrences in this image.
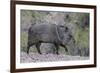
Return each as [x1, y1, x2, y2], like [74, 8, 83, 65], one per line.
[57, 25, 75, 46]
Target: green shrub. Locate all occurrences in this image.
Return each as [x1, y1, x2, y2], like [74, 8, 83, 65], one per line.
[74, 26, 89, 49]
[21, 31, 28, 52]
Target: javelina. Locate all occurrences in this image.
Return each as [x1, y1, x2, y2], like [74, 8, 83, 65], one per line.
[27, 24, 75, 54]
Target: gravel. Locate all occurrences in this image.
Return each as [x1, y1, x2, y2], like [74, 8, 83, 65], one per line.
[20, 52, 89, 63]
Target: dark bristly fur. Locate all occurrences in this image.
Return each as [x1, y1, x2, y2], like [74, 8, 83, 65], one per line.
[27, 24, 75, 54]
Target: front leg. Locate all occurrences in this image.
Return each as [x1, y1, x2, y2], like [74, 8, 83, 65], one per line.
[54, 43, 59, 55]
[60, 44, 68, 53]
[36, 43, 42, 54]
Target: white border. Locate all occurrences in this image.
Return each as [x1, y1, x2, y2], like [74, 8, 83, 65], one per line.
[16, 4, 94, 69]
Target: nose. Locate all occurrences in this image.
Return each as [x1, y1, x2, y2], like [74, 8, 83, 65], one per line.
[73, 38, 76, 44]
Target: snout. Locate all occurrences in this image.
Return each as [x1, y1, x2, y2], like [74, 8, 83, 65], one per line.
[68, 35, 76, 46]
[72, 36, 76, 44]
[63, 34, 76, 46]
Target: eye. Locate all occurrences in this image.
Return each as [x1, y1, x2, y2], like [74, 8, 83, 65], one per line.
[65, 27, 68, 32]
[69, 35, 72, 38]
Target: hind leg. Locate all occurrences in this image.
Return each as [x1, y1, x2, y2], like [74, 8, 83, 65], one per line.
[35, 43, 41, 54]
[27, 42, 34, 54]
[27, 44, 32, 54]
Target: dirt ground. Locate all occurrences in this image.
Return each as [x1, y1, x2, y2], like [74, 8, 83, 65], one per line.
[20, 52, 89, 63]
